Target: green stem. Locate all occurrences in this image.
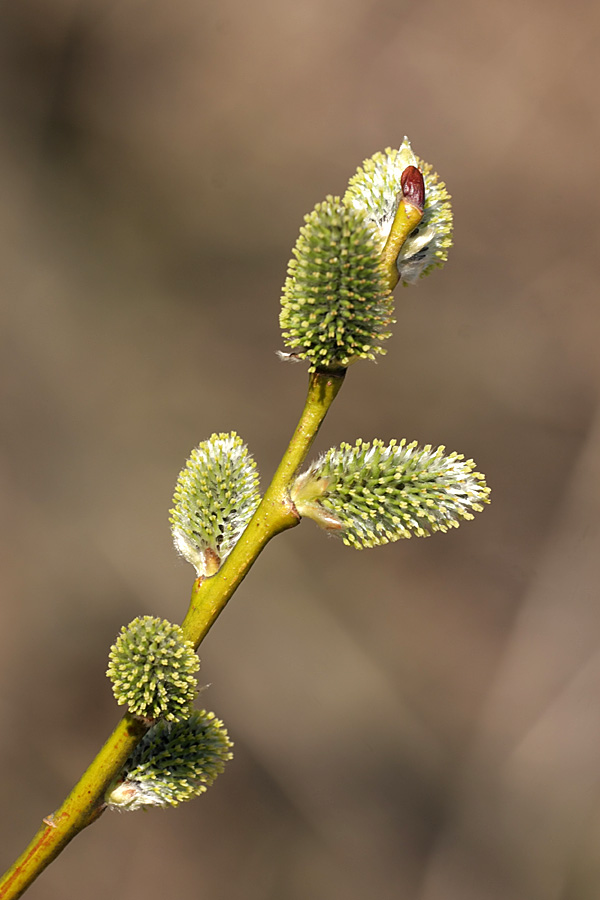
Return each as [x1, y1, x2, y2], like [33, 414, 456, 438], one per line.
[380, 197, 423, 291]
[181, 367, 346, 645]
[0, 716, 147, 900]
[0, 367, 345, 900]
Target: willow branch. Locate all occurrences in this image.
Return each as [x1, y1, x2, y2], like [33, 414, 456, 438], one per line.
[0, 367, 345, 900]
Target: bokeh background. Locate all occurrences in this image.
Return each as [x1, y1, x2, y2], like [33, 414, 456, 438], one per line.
[1, 1, 600, 897]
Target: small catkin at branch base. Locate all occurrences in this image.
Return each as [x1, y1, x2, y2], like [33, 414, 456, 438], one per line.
[105, 711, 233, 811]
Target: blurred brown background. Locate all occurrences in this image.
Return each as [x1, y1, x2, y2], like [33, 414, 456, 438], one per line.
[1, 0, 600, 898]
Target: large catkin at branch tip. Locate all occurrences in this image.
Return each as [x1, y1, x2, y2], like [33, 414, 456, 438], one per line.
[279, 196, 394, 371]
[344, 138, 453, 285]
[279, 138, 453, 370]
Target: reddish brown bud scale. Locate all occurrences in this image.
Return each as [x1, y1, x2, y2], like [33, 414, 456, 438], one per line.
[400, 165, 425, 213]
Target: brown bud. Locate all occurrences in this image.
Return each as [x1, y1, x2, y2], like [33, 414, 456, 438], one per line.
[400, 165, 425, 213]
